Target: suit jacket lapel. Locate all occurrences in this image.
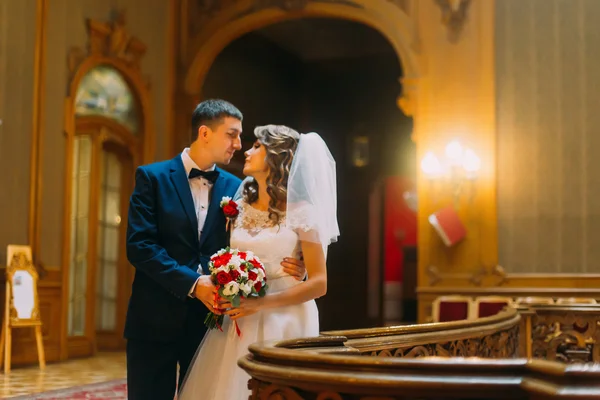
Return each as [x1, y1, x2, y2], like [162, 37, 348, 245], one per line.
[169, 156, 199, 243]
[199, 168, 226, 248]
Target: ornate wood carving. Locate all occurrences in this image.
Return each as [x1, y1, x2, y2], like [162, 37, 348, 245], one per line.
[249, 379, 305, 399]
[68, 9, 147, 78]
[191, 0, 364, 34]
[469, 265, 487, 286]
[368, 325, 519, 359]
[491, 265, 508, 286]
[253, 0, 311, 11]
[425, 265, 509, 286]
[426, 265, 441, 285]
[531, 310, 600, 363]
[386, 0, 410, 14]
[7, 252, 42, 325]
[434, 0, 472, 43]
[397, 77, 417, 119]
[249, 379, 416, 400]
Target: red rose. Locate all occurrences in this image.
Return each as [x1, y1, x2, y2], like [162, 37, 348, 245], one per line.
[250, 259, 263, 270]
[213, 253, 233, 268]
[230, 270, 241, 280]
[238, 252, 247, 260]
[213, 258, 225, 268]
[216, 271, 232, 285]
[254, 281, 262, 291]
[240, 264, 247, 272]
[223, 201, 239, 218]
[248, 271, 258, 281]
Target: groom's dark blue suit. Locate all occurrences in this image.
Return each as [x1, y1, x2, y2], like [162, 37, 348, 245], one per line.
[124, 154, 241, 400]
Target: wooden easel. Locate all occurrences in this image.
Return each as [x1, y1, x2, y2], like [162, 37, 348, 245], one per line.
[0, 245, 45, 373]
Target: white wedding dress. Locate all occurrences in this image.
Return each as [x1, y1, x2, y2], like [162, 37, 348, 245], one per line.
[178, 200, 320, 400]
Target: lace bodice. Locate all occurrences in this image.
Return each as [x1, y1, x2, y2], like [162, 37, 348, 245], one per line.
[231, 201, 301, 282]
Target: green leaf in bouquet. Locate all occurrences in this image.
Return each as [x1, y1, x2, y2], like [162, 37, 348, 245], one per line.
[204, 312, 224, 330]
[232, 295, 240, 308]
[258, 286, 267, 297]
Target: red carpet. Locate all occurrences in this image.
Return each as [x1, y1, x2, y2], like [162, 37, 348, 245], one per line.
[11, 379, 127, 399]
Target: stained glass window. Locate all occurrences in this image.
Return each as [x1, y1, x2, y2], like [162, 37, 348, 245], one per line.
[75, 65, 139, 133]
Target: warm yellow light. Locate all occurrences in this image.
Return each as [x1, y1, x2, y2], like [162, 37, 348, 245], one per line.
[462, 148, 481, 176]
[421, 152, 443, 178]
[445, 140, 463, 165]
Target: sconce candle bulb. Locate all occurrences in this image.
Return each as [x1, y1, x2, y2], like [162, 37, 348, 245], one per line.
[462, 148, 481, 179]
[421, 140, 480, 206]
[421, 151, 443, 178]
[445, 140, 464, 165]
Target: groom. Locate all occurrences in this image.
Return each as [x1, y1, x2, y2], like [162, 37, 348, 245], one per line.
[124, 99, 306, 400]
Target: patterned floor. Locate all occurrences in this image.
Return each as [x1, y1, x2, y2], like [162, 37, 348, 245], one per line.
[10, 380, 126, 399]
[0, 352, 126, 398]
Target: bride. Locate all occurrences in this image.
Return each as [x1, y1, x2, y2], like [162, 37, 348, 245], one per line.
[178, 124, 339, 400]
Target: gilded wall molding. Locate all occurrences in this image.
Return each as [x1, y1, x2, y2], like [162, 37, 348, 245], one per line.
[191, 0, 364, 32]
[425, 265, 507, 287]
[434, 0, 472, 43]
[67, 10, 147, 80]
[397, 76, 418, 119]
[29, 0, 48, 271]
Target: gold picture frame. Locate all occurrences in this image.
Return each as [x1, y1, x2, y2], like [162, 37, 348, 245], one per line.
[0, 245, 45, 372]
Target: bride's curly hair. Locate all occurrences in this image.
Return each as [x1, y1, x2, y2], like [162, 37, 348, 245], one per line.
[243, 125, 300, 224]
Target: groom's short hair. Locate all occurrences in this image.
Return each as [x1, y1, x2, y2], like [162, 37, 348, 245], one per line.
[191, 99, 243, 142]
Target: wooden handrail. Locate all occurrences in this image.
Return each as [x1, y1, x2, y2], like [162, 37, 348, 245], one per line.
[238, 306, 600, 399]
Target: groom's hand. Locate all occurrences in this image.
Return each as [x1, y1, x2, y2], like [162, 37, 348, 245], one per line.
[281, 256, 307, 281]
[194, 275, 221, 314]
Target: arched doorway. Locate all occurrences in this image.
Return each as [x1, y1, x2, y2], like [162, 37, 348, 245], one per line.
[61, 17, 153, 356]
[201, 18, 416, 330]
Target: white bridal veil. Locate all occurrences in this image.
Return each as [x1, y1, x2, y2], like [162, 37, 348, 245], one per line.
[285, 132, 339, 257]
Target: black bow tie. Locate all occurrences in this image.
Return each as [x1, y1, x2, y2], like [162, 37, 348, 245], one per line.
[188, 168, 219, 183]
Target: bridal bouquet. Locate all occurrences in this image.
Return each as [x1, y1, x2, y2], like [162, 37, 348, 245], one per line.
[204, 247, 268, 335]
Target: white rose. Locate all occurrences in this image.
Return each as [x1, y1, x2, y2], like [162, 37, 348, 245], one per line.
[222, 281, 239, 296]
[245, 251, 255, 260]
[215, 248, 227, 256]
[220, 196, 232, 207]
[239, 282, 252, 296]
[256, 268, 265, 279]
[228, 255, 242, 269]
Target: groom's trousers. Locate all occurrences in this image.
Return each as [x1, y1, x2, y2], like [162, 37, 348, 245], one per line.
[126, 321, 203, 400]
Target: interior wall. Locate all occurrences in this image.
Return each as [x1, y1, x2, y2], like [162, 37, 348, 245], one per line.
[496, 0, 600, 273]
[0, 0, 37, 263]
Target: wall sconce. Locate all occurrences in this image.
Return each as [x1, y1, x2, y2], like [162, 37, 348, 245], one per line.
[350, 135, 369, 168]
[421, 140, 481, 205]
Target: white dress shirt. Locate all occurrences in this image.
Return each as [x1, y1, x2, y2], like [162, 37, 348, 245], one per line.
[181, 148, 215, 297]
[181, 148, 215, 240]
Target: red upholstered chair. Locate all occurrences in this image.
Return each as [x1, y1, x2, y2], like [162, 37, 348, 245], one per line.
[432, 296, 473, 322]
[474, 296, 513, 318]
